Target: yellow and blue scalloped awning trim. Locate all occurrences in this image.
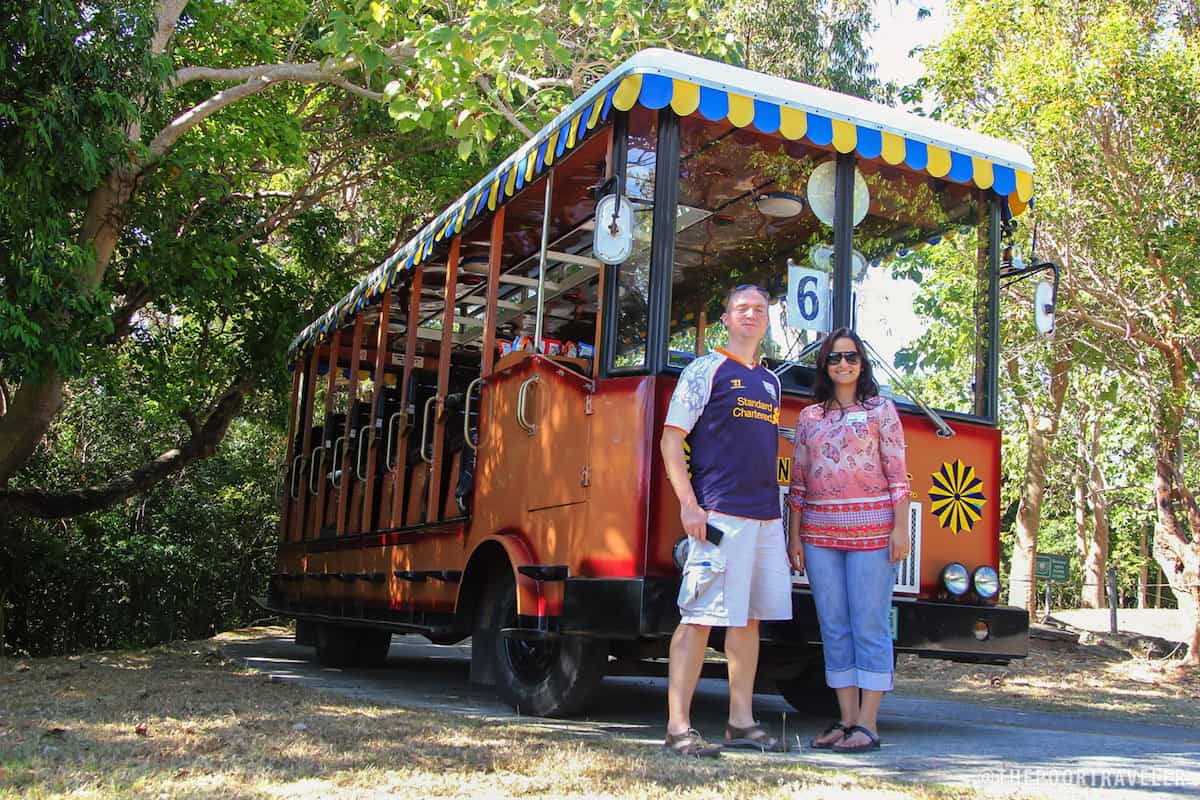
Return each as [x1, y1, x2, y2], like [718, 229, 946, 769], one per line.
[289, 51, 1034, 359]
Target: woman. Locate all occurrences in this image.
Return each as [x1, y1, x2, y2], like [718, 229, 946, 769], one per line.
[787, 327, 911, 752]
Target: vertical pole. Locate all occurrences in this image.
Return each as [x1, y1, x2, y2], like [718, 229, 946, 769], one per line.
[832, 153, 855, 331]
[481, 207, 506, 377]
[534, 172, 554, 352]
[984, 199, 1002, 420]
[389, 269, 423, 528]
[361, 290, 392, 531]
[428, 236, 461, 521]
[647, 107, 680, 374]
[696, 311, 707, 356]
[336, 315, 364, 535]
[1107, 568, 1119, 633]
[1043, 581, 1051, 622]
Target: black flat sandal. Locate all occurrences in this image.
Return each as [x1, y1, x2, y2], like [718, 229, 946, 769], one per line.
[809, 721, 851, 750]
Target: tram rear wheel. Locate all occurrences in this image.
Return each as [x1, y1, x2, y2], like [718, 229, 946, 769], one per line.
[479, 573, 607, 717]
[315, 624, 392, 668]
[775, 656, 840, 717]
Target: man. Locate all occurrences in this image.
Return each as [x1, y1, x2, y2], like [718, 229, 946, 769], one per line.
[660, 284, 792, 756]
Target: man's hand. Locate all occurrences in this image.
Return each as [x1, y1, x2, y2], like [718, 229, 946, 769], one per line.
[889, 526, 910, 563]
[788, 532, 805, 574]
[680, 502, 709, 543]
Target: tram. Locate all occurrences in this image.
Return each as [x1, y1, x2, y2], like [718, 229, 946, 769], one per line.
[263, 49, 1034, 716]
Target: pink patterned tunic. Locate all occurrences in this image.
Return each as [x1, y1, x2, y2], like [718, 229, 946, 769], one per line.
[788, 397, 911, 551]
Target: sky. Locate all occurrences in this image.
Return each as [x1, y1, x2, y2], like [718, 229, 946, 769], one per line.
[867, 0, 949, 88]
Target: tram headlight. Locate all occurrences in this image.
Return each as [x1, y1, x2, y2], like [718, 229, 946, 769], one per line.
[973, 566, 1000, 600]
[941, 563, 970, 596]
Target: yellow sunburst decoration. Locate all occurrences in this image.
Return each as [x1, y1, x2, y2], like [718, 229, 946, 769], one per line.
[928, 459, 986, 534]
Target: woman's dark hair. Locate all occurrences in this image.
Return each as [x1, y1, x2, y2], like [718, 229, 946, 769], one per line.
[813, 327, 879, 411]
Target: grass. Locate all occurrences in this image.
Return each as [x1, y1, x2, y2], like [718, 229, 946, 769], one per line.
[1, 639, 972, 800]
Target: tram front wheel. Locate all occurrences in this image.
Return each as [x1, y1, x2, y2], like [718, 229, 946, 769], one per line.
[479, 573, 607, 717]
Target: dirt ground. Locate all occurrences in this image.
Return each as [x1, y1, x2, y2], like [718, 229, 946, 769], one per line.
[0, 640, 968, 800]
[894, 613, 1199, 728]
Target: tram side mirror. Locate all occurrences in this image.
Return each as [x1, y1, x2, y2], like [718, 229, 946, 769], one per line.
[593, 192, 634, 265]
[1033, 278, 1055, 336]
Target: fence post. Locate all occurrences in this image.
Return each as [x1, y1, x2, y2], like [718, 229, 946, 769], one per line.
[1106, 567, 1119, 634]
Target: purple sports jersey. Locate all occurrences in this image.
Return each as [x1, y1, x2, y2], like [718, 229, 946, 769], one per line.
[664, 349, 782, 520]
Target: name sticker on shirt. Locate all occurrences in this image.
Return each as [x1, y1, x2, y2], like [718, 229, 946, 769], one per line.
[846, 411, 867, 424]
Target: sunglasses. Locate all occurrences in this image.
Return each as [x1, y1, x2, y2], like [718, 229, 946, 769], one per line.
[826, 351, 861, 365]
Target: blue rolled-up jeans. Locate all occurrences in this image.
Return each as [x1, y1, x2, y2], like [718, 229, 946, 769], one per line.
[803, 543, 897, 692]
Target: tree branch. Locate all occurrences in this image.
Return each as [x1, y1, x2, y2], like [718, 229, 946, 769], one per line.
[0, 378, 253, 518]
[475, 75, 534, 137]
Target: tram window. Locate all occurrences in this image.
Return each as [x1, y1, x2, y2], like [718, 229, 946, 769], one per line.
[851, 167, 989, 416]
[610, 109, 658, 371]
[667, 115, 834, 371]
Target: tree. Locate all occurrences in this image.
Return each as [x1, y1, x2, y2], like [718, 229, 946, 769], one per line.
[0, 0, 735, 517]
[713, 0, 881, 98]
[926, 0, 1200, 660]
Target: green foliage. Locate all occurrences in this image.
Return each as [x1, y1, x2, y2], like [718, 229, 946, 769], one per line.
[0, 0, 167, 381]
[0, 415, 283, 656]
[712, 0, 881, 98]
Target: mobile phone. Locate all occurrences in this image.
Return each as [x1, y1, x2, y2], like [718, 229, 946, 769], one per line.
[704, 523, 724, 546]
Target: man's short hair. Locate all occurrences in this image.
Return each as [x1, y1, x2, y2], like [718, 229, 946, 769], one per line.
[725, 283, 771, 311]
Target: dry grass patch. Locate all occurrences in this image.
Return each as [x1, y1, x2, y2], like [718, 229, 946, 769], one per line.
[2, 640, 971, 800]
[896, 640, 1200, 727]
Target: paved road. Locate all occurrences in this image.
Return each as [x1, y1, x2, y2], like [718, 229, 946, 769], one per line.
[223, 633, 1200, 799]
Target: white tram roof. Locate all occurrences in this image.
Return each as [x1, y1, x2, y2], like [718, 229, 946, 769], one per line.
[291, 48, 1034, 358]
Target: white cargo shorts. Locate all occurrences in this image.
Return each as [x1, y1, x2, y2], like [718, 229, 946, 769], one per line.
[677, 511, 793, 628]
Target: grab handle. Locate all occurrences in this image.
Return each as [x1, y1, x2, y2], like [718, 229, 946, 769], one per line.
[464, 377, 483, 451]
[330, 435, 346, 488]
[355, 427, 370, 481]
[420, 395, 437, 464]
[308, 446, 325, 495]
[516, 374, 539, 435]
[385, 411, 406, 471]
[289, 454, 304, 499]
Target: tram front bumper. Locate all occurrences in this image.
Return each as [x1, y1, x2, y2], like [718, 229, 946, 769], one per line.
[560, 577, 1029, 663]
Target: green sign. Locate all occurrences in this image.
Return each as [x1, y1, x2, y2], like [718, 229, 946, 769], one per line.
[1036, 553, 1070, 582]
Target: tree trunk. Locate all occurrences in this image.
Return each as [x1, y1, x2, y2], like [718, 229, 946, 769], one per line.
[1074, 427, 1093, 606]
[0, 379, 250, 518]
[1007, 353, 1072, 611]
[1138, 523, 1149, 609]
[1151, 419, 1200, 664]
[0, 373, 64, 487]
[1081, 414, 1109, 608]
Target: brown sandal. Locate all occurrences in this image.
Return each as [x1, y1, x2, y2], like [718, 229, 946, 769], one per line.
[724, 722, 788, 752]
[664, 728, 722, 758]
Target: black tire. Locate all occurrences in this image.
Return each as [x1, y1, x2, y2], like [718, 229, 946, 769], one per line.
[481, 573, 607, 717]
[315, 624, 359, 668]
[315, 625, 391, 668]
[776, 658, 841, 717]
[354, 629, 392, 668]
[295, 619, 317, 647]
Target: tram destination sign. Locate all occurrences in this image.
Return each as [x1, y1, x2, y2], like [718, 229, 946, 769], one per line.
[1036, 553, 1070, 582]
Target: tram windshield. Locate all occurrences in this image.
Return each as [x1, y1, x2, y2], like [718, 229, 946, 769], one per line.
[663, 114, 996, 419]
